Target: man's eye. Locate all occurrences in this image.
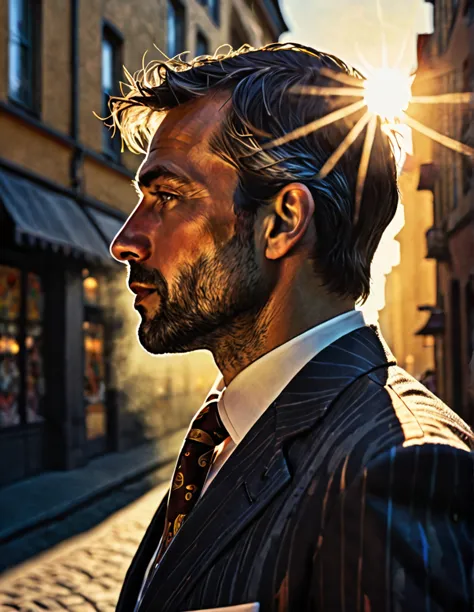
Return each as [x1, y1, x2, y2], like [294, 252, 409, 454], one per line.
[150, 190, 179, 205]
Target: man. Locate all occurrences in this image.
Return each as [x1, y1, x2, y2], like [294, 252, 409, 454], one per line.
[109, 43, 473, 611]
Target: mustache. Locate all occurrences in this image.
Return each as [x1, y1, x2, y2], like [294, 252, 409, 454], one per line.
[128, 262, 167, 294]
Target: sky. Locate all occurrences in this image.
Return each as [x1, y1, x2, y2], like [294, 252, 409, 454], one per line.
[279, 0, 433, 77]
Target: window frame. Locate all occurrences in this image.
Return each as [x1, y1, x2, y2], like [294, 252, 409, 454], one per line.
[102, 21, 124, 162]
[207, 0, 220, 25]
[7, 0, 42, 115]
[196, 0, 219, 26]
[196, 29, 209, 57]
[167, 0, 186, 59]
[82, 269, 112, 455]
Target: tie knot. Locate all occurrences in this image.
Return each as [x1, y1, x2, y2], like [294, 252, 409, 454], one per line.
[187, 400, 229, 447]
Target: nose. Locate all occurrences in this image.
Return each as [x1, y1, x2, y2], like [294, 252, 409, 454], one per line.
[110, 222, 152, 264]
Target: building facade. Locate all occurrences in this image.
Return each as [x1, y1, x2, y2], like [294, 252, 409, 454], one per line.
[0, 0, 287, 486]
[411, 0, 473, 427]
[378, 161, 437, 384]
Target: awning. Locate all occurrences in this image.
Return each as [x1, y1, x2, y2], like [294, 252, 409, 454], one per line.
[415, 310, 445, 336]
[85, 206, 125, 253]
[0, 168, 117, 264]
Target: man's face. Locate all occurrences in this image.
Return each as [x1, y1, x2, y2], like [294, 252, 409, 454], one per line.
[111, 91, 273, 355]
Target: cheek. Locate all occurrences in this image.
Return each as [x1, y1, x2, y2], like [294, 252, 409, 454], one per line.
[151, 215, 216, 277]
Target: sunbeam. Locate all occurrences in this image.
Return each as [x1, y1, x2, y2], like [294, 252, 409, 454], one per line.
[410, 92, 474, 105]
[283, 63, 472, 170]
[318, 111, 373, 179]
[354, 114, 377, 224]
[262, 98, 366, 149]
[290, 85, 365, 97]
[319, 66, 365, 88]
[375, 0, 389, 68]
[393, 31, 411, 70]
[402, 113, 474, 157]
[276, 2, 472, 324]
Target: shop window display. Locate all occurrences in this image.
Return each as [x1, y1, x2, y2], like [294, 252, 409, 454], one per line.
[83, 270, 100, 306]
[0, 266, 21, 428]
[83, 271, 108, 441]
[0, 265, 45, 428]
[26, 273, 44, 423]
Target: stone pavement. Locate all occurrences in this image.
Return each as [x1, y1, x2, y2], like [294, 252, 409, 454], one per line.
[0, 480, 170, 612]
[0, 430, 186, 571]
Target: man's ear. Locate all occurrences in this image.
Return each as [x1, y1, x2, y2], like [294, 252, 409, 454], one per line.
[264, 183, 315, 261]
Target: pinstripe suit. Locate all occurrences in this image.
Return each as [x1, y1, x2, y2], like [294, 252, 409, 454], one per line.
[117, 325, 474, 612]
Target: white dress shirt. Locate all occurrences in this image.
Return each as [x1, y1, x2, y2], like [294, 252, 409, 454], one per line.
[201, 308, 367, 495]
[136, 308, 367, 607]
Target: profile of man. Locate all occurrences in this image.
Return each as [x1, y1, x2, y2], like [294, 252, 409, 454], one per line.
[108, 43, 473, 612]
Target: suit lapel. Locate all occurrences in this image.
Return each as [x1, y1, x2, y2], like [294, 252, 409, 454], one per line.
[273, 325, 396, 445]
[139, 325, 395, 610]
[116, 492, 168, 611]
[140, 400, 292, 611]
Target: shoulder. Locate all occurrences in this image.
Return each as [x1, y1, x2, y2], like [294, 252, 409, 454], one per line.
[331, 362, 474, 459]
[360, 441, 473, 506]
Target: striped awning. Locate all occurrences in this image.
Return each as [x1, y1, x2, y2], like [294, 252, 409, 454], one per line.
[0, 168, 119, 264]
[85, 205, 125, 254]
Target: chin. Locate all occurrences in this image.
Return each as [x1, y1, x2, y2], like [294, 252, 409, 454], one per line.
[137, 318, 196, 355]
[137, 319, 169, 354]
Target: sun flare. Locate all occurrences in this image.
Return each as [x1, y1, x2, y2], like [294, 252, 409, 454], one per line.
[363, 68, 413, 122]
[281, 47, 473, 322]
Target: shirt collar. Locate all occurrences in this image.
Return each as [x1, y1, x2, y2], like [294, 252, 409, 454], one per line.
[208, 309, 368, 445]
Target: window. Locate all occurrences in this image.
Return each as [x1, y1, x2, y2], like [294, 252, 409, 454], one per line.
[102, 24, 123, 160]
[167, 0, 185, 58]
[0, 264, 45, 429]
[230, 9, 248, 50]
[82, 270, 108, 443]
[8, 0, 40, 110]
[197, 0, 219, 25]
[208, 0, 220, 24]
[196, 31, 209, 57]
[465, 0, 474, 24]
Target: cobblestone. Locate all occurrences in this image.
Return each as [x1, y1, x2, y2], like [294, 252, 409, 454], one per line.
[0, 482, 169, 611]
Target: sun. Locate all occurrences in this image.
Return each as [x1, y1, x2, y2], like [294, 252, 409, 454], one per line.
[363, 68, 413, 122]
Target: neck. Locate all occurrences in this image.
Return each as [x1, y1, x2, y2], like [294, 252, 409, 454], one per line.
[212, 269, 354, 386]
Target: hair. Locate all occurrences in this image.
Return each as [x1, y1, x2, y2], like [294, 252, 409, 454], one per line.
[106, 42, 399, 303]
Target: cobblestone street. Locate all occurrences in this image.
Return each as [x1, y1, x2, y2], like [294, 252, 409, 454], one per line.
[0, 482, 168, 611]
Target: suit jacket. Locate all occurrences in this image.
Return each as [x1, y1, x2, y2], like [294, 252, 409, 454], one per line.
[117, 326, 474, 612]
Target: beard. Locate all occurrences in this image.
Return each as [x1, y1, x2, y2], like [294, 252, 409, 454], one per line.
[129, 215, 272, 356]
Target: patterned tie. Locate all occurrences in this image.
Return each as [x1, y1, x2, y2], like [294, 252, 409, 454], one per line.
[153, 394, 229, 567]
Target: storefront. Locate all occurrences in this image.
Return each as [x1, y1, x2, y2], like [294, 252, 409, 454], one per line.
[0, 167, 125, 486]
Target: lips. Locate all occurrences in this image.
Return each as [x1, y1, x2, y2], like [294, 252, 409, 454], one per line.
[134, 288, 156, 305]
[129, 284, 158, 306]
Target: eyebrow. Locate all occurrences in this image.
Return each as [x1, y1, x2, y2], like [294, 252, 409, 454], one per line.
[133, 165, 196, 193]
